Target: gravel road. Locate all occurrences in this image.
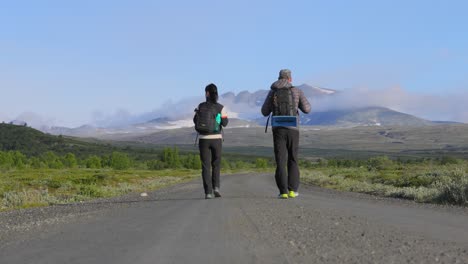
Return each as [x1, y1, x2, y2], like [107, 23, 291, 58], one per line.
[1, 173, 468, 264]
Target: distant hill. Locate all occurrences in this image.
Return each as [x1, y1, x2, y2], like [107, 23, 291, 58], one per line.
[300, 107, 433, 127]
[130, 123, 468, 158]
[42, 125, 104, 138]
[0, 123, 117, 157]
[253, 107, 434, 128]
[0, 123, 63, 155]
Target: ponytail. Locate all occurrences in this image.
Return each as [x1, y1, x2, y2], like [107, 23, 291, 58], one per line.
[205, 83, 218, 103]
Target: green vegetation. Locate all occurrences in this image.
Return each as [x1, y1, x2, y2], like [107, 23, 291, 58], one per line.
[301, 156, 468, 206]
[0, 144, 271, 210]
[0, 168, 196, 210]
[0, 123, 272, 211]
[3, 123, 468, 210]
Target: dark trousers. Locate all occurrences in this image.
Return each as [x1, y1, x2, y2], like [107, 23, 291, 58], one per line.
[273, 127, 300, 194]
[199, 138, 222, 194]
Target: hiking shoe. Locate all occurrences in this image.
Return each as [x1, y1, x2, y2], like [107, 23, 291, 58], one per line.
[205, 193, 214, 199]
[278, 194, 288, 199]
[213, 188, 221, 198]
[288, 191, 299, 198]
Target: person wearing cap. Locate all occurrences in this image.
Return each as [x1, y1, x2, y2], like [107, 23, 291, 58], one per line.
[261, 69, 311, 199]
[194, 83, 229, 199]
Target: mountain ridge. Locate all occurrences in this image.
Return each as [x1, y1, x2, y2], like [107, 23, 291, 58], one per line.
[5, 83, 463, 138]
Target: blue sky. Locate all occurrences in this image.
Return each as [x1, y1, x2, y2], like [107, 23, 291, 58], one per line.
[1, 0, 467, 126]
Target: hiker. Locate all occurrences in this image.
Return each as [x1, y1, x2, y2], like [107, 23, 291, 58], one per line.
[193, 83, 229, 199]
[261, 69, 311, 199]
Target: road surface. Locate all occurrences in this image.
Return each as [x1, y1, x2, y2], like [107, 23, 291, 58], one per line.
[1, 173, 468, 263]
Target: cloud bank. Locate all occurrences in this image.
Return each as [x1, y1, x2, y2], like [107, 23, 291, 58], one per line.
[1, 112, 56, 128]
[5, 85, 468, 129]
[89, 85, 468, 127]
[312, 86, 468, 123]
[94, 86, 468, 126]
[90, 96, 205, 128]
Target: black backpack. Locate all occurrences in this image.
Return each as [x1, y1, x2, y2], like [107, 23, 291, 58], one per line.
[265, 88, 297, 132]
[194, 102, 222, 135]
[272, 88, 296, 116]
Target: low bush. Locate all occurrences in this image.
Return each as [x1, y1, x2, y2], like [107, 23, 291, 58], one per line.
[434, 168, 468, 205]
[301, 159, 468, 206]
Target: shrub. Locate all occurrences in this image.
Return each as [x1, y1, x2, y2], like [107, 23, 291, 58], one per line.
[317, 158, 328, 167]
[162, 147, 181, 168]
[181, 154, 201, 170]
[29, 157, 46, 169]
[232, 160, 249, 169]
[86, 155, 102, 169]
[62, 153, 78, 168]
[42, 151, 64, 169]
[434, 168, 468, 205]
[299, 159, 315, 169]
[2, 189, 58, 208]
[46, 179, 63, 189]
[78, 184, 104, 198]
[147, 160, 167, 170]
[0, 151, 14, 169]
[10, 151, 27, 169]
[110, 152, 131, 170]
[255, 158, 268, 169]
[384, 186, 440, 202]
[395, 173, 435, 188]
[439, 156, 461, 165]
[367, 156, 394, 171]
[221, 159, 230, 170]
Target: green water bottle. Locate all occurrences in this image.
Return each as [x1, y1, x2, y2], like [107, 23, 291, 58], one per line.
[215, 113, 221, 132]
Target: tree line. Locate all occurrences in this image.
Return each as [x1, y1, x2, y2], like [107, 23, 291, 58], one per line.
[299, 155, 464, 170]
[0, 147, 273, 171]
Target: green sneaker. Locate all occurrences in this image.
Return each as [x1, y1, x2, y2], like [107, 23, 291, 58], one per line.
[288, 191, 299, 198]
[278, 194, 288, 199]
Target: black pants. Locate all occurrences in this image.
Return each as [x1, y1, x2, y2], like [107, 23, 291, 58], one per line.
[273, 127, 300, 194]
[199, 138, 222, 194]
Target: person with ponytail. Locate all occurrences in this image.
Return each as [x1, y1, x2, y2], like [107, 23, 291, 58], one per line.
[193, 83, 229, 199]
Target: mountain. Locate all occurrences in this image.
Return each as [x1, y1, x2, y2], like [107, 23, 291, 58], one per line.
[221, 90, 269, 107]
[300, 107, 433, 127]
[295, 84, 337, 97]
[25, 83, 461, 139]
[43, 125, 103, 137]
[220, 83, 337, 108]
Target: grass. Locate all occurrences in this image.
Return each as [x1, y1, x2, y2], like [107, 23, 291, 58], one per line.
[301, 162, 468, 206]
[3, 158, 468, 210]
[0, 168, 199, 211]
[0, 167, 270, 212]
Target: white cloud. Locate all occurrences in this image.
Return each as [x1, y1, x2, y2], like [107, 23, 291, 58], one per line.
[90, 96, 204, 127]
[13, 112, 56, 128]
[11, 82, 459, 129]
[90, 85, 468, 127]
[313, 86, 468, 123]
